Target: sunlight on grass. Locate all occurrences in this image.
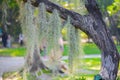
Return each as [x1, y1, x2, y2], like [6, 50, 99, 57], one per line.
[83, 58, 101, 71]
[11, 51, 21, 57]
[90, 66, 100, 70]
[0, 47, 26, 57]
[52, 74, 94, 80]
[0, 49, 5, 52]
[83, 75, 94, 80]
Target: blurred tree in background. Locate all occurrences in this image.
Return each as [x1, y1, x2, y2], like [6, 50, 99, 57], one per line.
[96, 0, 120, 45]
[0, 0, 21, 40]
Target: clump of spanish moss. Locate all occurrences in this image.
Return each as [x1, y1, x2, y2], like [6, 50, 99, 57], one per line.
[66, 17, 83, 74]
[47, 10, 62, 75]
[20, 1, 47, 80]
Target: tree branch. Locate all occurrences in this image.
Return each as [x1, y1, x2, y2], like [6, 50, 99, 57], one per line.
[23, 0, 87, 32]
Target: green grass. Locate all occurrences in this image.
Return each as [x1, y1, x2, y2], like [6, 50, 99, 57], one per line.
[63, 58, 100, 80]
[117, 45, 120, 53]
[63, 58, 100, 67]
[63, 43, 101, 55]
[0, 47, 26, 57]
[82, 43, 101, 54]
[51, 58, 101, 80]
[63, 43, 120, 55]
[0, 43, 120, 57]
[82, 58, 100, 71]
[63, 44, 69, 56]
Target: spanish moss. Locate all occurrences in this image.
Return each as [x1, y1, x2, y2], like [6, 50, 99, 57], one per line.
[47, 10, 62, 75]
[20, 1, 46, 79]
[67, 17, 83, 74]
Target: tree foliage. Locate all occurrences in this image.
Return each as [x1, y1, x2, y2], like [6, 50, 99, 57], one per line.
[0, 0, 21, 39]
[107, 0, 120, 15]
[97, 0, 114, 10]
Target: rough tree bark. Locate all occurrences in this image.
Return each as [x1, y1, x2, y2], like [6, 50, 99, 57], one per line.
[23, 0, 119, 79]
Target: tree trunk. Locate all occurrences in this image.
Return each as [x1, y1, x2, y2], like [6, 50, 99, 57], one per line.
[23, 0, 119, 79]
[85, 1, 119, 79]
[25, 44, 48, 75]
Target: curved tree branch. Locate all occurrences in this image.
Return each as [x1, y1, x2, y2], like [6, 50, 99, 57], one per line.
[23, 0, 87, 32]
